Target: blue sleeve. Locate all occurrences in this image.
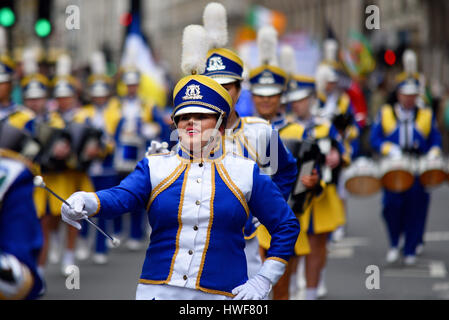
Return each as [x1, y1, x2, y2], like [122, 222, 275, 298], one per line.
[248, 164, 300, 262]
[370, 112, 385, 154]
[96, 157, 152, 219]
[269, 131, 298, 200]
[426, 116, 442, 152]
[0, 170, 43, 299]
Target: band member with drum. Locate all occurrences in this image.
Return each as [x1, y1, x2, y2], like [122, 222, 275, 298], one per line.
[19, 47, 60, 285]
[245, 27, 319, 299]
[60, 25, 300, 300]
[37, 53, 95, 276]
[74, 51, 122, 265]
[370, 73, 442, 266]
[285, 66, 346, 300]
[201, 4, 298, 284]
[315, 63, 359, 241]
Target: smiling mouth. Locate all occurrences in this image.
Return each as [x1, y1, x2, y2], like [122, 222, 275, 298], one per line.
[187, 129, 200, 136]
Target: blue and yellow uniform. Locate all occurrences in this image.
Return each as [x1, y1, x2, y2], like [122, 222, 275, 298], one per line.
[68, 74, 300, 299]
[301, 118, 346, 235]
[203, 40, 298, 282]
[32, 110, 95, 218]
[114, 97, 167, 174]
[370, 103, 442, 257]
[0, 149, 43, 299]
[1, 103, 35, 133]
[257, 121, 310, 256]
[317, 91, 360, 164]
[74, 98, 122, 253]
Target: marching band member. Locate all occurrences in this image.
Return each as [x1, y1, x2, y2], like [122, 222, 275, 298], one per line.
[0, 136, 43, 300]
[0, 28, 34, 134]
[41, 53, 95, 275]
[201, 3, 297, 281]
[115, 56, 165, 250]
[397, 50, 429, 254]
[0, 41, 44, 297]
[314, 61, 358, 240]
[60, 25, 300, 300]
[249, 26, 288, 129]
[74, 51, 122, 264]
[289, 75, 345, 300]
[19, 47, 55, 284]
[370, 71, 442, 266]
[246, 28, 316, 299]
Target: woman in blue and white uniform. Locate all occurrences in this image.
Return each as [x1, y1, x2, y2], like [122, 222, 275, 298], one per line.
[60, 24, 299, 300]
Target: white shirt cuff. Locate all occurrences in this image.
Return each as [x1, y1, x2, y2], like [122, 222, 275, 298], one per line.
[257, 259, 286, 285]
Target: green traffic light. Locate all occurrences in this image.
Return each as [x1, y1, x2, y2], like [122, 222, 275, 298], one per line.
[35, 18, 51, 37]
[0, 7, 15, 27]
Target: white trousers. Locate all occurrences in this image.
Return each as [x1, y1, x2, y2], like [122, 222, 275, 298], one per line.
[136, 283, 232, 300]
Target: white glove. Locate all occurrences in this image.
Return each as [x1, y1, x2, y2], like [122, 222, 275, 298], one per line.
[232, 274, 271, 300]
[146, 140, 169, 156]
[0, 253, 33, 299]
[61, 192, 99, 230]
[426, 147, 442, 160]
[387, 144, 402, 159]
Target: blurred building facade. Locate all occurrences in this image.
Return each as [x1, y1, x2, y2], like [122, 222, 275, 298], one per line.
[6, 0, 449, 88]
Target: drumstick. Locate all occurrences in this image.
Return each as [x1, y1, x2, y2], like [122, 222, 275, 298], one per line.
[33, 175, 121, 247]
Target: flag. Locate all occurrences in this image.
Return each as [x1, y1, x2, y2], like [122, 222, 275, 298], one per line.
[119, 13, 167, 107]
[246, 5, 286, 35]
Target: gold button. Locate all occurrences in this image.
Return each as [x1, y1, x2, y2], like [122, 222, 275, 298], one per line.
[183, 275, 187, 280]
[195, 200, 201, 205]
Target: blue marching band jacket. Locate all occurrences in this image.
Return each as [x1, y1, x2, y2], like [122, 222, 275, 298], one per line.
[0, 151, 43, 299]
[370, 103, 442, 157]
[92, 141, 300, 297]
[225, 116, 298, 239]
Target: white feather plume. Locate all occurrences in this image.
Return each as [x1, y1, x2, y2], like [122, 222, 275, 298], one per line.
[203, 2, 228, 49]
[90, 51, 107, 75]
[56, 54, 72, 77]
[0, 26, 7, 55]
[257, 26, 278, 66]
[323, 38, 338, 62]
[315, 64, 334, 94]
[181, 24, 208, 75]
[280, 45, 296, 74]
[23, 48, 38, 76]
[403, 49, 417, 74]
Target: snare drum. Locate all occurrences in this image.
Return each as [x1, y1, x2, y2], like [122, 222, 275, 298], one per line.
[418, 156, 447, 188]
[343, 157, 381, 196]
[380, 156, 416, 193]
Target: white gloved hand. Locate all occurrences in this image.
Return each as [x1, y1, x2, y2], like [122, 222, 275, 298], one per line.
[232, 274, 272, 300]
[61, 192, 99, 230]
[0, 253, 33, 299]
[146, 140, 169, 156]
[426, 147, 442, 160]
[388, 144, 402, 159]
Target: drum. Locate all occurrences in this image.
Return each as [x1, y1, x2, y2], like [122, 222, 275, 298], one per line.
[66, 122, 103, 170]
[380, 156, 416, 192]
[343, 157, 381, 196]
[418, 156, 447, 188]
